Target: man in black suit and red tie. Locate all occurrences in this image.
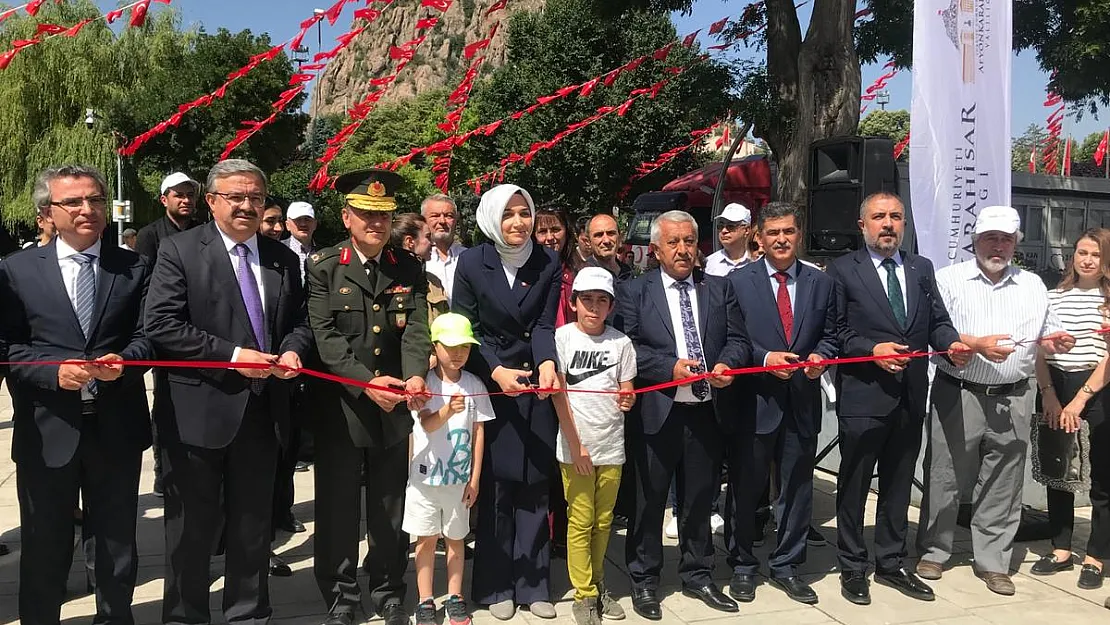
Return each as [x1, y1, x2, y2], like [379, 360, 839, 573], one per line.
[724, 202, 838, 605]
[0, 165, 153, 625]
[825, 192, 971, 605]
[145, 159, 314, 625]
[616, 210, 751, 620]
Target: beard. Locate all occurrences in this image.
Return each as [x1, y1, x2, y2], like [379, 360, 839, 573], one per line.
[863, 229, 901, 254]
[431, 229, 454, 246]
[976, 252, 1012, 275]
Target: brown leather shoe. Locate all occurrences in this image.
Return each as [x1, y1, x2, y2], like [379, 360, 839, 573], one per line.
[916, 560, 943, 580]
[977, 571, 1015, 596]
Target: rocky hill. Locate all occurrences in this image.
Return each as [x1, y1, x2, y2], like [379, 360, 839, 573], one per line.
[310, 0, 547, 118]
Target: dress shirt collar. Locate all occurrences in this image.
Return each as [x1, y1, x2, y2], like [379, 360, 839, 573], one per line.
[287, 237, 314, 254]
[764, 259, 797, 279]
[659, 268, 695, 291]
[351, 244, 383, 267]
[216, 226, 258, 259]
[967, 260, 1020, 286]
[720, 249, 752, 266]
[868, 247, 903, 269]
[434, 241, 465, 262]
[56, 236, 101, 260]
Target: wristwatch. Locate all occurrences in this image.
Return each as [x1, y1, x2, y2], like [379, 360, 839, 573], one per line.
[1082, 384, 1097, 395]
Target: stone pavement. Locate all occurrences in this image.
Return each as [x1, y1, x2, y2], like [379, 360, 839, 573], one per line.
[1, 376, 1108, 625]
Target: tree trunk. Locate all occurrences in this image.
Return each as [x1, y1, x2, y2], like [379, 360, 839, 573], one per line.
[763, 0, 861, 204]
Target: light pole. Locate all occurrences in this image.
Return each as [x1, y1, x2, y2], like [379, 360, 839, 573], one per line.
[876, 90, 890, 111]
[85, 107, 130, 247]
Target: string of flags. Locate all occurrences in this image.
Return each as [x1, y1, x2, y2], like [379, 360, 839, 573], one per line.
[616, 120, 725, 202]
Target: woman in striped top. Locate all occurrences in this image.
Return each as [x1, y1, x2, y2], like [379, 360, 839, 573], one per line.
[1033, 228, 1110, 590]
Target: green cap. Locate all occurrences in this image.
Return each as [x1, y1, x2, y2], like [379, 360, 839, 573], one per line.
[430, 312, 480, 347]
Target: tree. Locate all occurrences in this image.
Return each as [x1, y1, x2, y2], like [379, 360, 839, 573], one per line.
[858, 109, 909, 143]
[466, 0, 735, 213]
[1076, 130, 1108, 163]
[0, 2, 307, 227]
[1011, 124, 1048, 173]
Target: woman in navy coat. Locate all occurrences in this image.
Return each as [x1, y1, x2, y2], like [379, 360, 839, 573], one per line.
[453, 184, 563, 620]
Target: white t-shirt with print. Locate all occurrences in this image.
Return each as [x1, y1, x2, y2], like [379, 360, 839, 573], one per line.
[555, 323, 637, 466]
[410, 369, 496, 487]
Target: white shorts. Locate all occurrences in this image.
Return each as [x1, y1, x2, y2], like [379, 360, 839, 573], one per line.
[401, 481, 470, 540]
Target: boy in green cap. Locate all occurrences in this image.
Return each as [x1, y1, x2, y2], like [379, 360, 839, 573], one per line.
[404, 312, 495, 625]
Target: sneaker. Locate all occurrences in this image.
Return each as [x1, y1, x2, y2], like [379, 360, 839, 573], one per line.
[597, 583, 626, 620]
[806, 525, 828, 547]
[665, 517, 679, 539]
[415, 598, 437, 625]
[571, 598, 601, 625]
[711, 513, 725, 535]
[444, 595, 472, 625]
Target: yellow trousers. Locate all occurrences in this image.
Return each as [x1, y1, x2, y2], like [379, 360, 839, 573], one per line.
[560, 463, 623, 601]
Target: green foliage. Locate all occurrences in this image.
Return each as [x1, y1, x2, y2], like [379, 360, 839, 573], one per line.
[467, 0, 736, 215]
[858, 109, 909, 160]
[1012, 124, 1049, 172]
[0, 2, 307, 228]
[1076, 130, 1107, 163]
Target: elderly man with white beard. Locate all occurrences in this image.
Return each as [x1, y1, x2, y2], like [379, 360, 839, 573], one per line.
[916, 205, 1076, 596]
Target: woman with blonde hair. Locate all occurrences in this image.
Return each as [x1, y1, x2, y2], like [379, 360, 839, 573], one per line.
[1033, 227, 1110, 590]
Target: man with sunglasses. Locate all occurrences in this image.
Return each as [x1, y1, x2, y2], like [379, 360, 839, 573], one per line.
[704, 204, 754, 277]
[1, 165, 154, 625]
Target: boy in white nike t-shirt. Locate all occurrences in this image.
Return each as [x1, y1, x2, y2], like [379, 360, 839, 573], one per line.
[404, 313, 495, 625]
[552, 267, 637, 625]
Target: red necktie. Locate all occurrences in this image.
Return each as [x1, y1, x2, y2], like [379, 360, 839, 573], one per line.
[774, 271, 793, 341]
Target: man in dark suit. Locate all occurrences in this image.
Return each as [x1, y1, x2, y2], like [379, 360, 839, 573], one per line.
[616, 210, 751, 620]
[724, 202, 837, 605]
[0, 164, 153, 625]
[306, 170, 430, 625]
[136, 172, 201, 497]
[145, 159, 313, 625]
[825, 192, 971, 605]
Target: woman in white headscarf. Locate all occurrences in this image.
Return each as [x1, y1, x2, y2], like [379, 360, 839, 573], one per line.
[453, 184, 563, 620]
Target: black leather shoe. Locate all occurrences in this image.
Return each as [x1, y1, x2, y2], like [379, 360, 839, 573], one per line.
[728, 573, 757, 603]
[771, 576, 818, 604]
[682, 583, 739, 613]
[380, 602, 409, 625]
[321, 612, 354, 625]
[1078, 564, 1104, 590]
[1031, 553, 1075, 576]
[276, 514, 306, 533]
[0, 543, 10, 557]
[840, 571, 871, 605]
[631, 587, 662, 621]
[269, 553, 292, 577]
[875, 568, 934, 602]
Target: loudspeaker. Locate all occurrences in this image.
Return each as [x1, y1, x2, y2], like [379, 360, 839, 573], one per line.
[807, 136, 899, 255]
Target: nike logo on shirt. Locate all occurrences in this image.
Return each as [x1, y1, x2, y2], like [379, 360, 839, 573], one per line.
[565, 363, 617, 386]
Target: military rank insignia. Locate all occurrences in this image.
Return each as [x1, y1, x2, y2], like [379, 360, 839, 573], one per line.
[339, 247, 352, 265]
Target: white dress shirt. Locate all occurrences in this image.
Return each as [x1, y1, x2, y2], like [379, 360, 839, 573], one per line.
[217, 228, 266, 360]
[351, 244, 383, 271]
[704, 248, 753, 277]
[659, 270, 708, 404]
[868, 248, 907, 307]
[56, 237, 102, 400]
[934, 260, 1063, 384]
[426, 241, 467, 306]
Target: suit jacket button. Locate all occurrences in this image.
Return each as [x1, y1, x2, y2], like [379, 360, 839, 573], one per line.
[374, 369, 381, 376]
[373, 304, 381, 312]
[523, 331, 531, 338]
[343, 305, 350, 311]
[373, 325, 381, 334]
[522, 362, 530, 369]
[374, 348, 382, 356]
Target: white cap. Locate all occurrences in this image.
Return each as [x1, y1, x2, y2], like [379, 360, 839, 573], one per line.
[572, 266, 615, 297]
[287, 201, 315, 220]
[973, 205, 1021, 235]
[716, 203, 751, 224]
[160, 172, 199, 195]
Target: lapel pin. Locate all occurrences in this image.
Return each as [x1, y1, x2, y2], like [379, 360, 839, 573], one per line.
[273, 262, 280, 268]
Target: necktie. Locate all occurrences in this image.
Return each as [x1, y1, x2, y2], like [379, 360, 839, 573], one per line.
[72, 253, 98, 396]
[674, 281, 709, 400]
[364, 258, 379, 287]
[234, 244, 267, 352]
[774, 271, 793, 341]
[881, 257, 907, 327]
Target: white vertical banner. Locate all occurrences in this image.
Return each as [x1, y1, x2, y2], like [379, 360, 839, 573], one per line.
[911, 0, 1012, 268]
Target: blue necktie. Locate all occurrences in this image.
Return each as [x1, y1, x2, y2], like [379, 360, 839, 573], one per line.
[72, 253, 97, 396]
[674, 281, 709, 400]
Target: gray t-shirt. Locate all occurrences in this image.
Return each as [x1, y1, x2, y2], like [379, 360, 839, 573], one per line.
[555, 323, 637, 466]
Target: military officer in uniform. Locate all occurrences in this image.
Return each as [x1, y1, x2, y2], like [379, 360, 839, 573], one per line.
[306, 170, 432, 625]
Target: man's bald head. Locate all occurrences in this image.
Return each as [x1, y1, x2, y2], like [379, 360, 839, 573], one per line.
[588, 213, 621, 262]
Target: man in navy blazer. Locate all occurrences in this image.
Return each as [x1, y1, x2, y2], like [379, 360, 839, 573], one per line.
[0, 165, 153, 625]
[616, 210, 751, 620]
[724, 202, 837, 605]
[825, 192, 971, 606]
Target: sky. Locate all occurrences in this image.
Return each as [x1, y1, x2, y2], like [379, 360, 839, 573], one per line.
[87, 0, 1108, 141]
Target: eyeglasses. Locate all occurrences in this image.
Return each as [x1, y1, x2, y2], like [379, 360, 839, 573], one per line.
[50, 196, 108, 211]
[211, 192, 266, 207]
[718, 221, 748, 232]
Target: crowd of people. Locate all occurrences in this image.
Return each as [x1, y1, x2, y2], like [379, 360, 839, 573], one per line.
[1, 158, 1109, 625]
